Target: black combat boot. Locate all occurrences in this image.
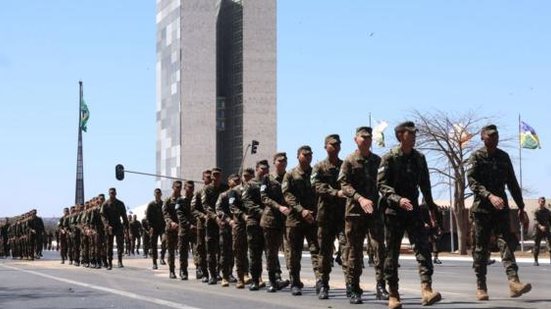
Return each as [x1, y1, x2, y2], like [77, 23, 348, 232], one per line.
[267, 272, 277, 293]
[107, 259, 113, 270]
[376, 280, 390, 300]
[180, 269, 188, 280]
[117, 257, 124, 268]
[196, 268, 203, 280]
[291, 275, 302, 296]
[318, 283, 329, 300]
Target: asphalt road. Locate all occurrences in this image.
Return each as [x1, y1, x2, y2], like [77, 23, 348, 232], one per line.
[0, 251, 549, 309]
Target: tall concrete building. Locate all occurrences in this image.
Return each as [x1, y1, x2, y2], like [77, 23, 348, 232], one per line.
[156, 0, 276, 190]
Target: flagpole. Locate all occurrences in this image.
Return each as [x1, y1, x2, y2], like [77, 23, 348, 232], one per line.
[518, 113, 524, 252]
[75, 81, 85, 206]
[369, 112, 372, 127]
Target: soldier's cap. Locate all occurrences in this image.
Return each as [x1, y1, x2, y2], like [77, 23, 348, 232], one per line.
[481, 124, 498, 135]
[243, 168, 255, 176]
[31, 209, 37, 214]
[273, 152, 287, 162]
[355, 127, 373, 137]
[63, 207, 69, 211]
[297, 145, 313, 156]
[394, 121, 417, 133]
[325, 134, 341, 145]
[256, 159, 270, 169]
[211, 167, 222, 174]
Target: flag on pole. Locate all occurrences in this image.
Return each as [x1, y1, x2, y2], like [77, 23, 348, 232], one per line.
[520, 121, 541, 149]
[80, 99, 90, 132]
[450, 123, 473, 148]
[373, 121, 388, 147]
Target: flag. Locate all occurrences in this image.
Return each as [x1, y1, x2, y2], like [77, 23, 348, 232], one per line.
[80, 99, 90, 132]
[450, 123, 473, 148]
[373, 121, 388, 147]
[520, 121, 541, 149]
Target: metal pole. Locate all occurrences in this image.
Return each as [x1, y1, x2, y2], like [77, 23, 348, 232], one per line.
[519, 114, 524, 252]
[124, 169, 204, 184]
[239, 144, 251, 176]
[448, 163, 454, 252]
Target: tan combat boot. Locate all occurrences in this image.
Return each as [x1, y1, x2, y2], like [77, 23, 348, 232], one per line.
[243, 273, 252, 285]
[509, 276, 531, 298]
[258, 276, 266, 288]
[476, 281, 489, 301]
[236, 273, 245, 289]
[221, 278, 230, 287]
[388, 288, 402, 309]
[421, 282, 442, 306]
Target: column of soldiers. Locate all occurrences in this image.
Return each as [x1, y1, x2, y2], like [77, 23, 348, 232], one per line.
[0, 210, 45, 260]
[48, 122, 534, 309]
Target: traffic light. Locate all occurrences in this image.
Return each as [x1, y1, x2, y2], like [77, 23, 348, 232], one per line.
[115, 164, 125, 181]
[251, 140, 259, 154]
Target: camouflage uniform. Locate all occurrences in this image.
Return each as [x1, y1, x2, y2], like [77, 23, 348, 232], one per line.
[533, 205, 551, 263]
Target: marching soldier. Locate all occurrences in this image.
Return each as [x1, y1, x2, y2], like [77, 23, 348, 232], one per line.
[163, 180, 183, 279]
[378, 121, 442, 308]
[533, 197, 551, 266]
[261, 152, 291, 293]
[339, 128, 388, 304]
[467, 124, 531, 301]
[191, 170, 213, 281]
[146, 188, 166, 270]
[101, 187, 129, 270]
[130, 214, 142, 255]
[313, 134, 348, 300]
[282, 145, 320, 296]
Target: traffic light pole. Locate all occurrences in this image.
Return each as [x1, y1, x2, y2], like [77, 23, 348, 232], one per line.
[115, 164, 203, 184]
[238, 143, 252, 176]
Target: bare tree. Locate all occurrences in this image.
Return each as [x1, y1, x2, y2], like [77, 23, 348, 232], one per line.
[413, 109, 490, 255]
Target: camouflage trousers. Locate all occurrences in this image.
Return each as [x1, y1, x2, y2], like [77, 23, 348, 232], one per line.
[345, 214, 385, 288]
[247, 224, 264, 280]
[287, 223, 320, 285]
[384, 212, 433, 289]
[533, 230, 551, 260]
[218, 224, 233, 279]
[472, 210, 519, 283]
[263, 227, 284, 275]
[318, 220, 347, 286]
[232, 221, 248, 277]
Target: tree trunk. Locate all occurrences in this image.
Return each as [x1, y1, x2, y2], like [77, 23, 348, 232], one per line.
[453, 177, 469, 255]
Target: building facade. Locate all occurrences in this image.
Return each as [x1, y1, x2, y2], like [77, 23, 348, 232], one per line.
[156, 0, 276, 190]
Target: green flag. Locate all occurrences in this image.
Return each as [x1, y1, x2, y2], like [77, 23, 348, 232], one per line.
[80, 99, 90, 132]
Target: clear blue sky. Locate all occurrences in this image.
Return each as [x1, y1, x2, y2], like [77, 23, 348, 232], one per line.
[1, 1, 550, 217]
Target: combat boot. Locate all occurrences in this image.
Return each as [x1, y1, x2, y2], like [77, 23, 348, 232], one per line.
[243, 273, 252, 285]
[318, 284, 329, 300]
[315, 279, 322, 295]
[169, 271, 177, 279]
[291, 276, 302, 296]
[421, 282, 442, 306]
[508, 276, 531, 298]
[376, 280, 390, 300]
[221, 278, 230, 287]
[258, 276, 266, 288]
[388, 288, 402, 309]
[236, 273, 245, 289]
[267, 272, 277, 293]
[107, 260, 113, 270]
[229, 274, 238, 283]
[180, 269, 188, 280]
[476, 281, 489, 301]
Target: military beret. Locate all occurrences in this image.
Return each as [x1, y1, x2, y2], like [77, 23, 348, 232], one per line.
[394, 121, 417, 133]
[297, 145, 313, 156]
[355, 127, 373, 137]
[481, 124, 498, 135]
[212, 167, 222, 174]
[273, 152, 287, 162]
[256, 160, 270, 168]
[324, 134, 341, 145]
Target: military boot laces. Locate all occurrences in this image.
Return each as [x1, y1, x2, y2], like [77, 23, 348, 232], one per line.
[509, 277, 532, 298]
[388, 289, 402, 309]
[421, 282, 442, 306]
[476, 281, 489, 301]
[376, 281, 390, 300]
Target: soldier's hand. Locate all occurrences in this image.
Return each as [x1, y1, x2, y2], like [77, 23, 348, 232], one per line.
[279, 206, 291, 216]
[337, 190, 345, 198]
[399, 198, 413, 211]
[358, 197, 374, 214]
[170, 222, 178, 231]
[489, 194, 505, 210]
[229, 220, 236, 228]
[518, 209, 529, 230]
[301, 209, 315, 224]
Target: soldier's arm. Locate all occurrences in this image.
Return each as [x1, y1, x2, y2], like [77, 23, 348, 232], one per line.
[504, 153, 525, 210]
[282, 172, 303, 214]
[312, 163, 339, 198]
[338, 159, 362, 202]
[202, 187, 218, 220]
[121, 203, 129, 229]
[242, 185, 263, 218]
[162, 200, 175, 228]
[377, 154, 402, 205]
[261, 177, 283, 211]
[215, 193, 228, 219]
[191, 193, 206, 220]
[466, 153, 492, 199]
[418, 153, 437, 211]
